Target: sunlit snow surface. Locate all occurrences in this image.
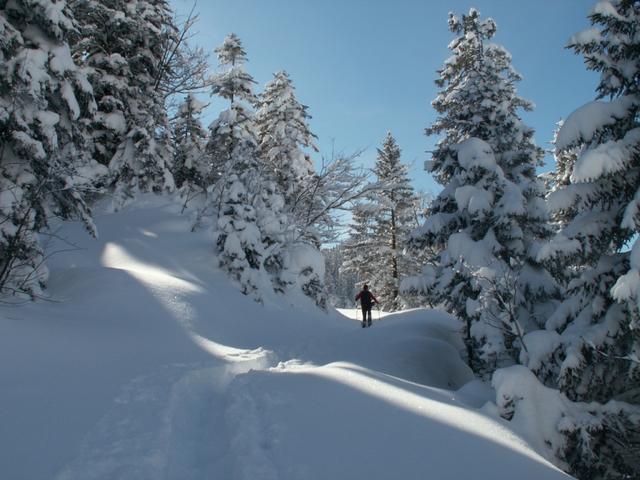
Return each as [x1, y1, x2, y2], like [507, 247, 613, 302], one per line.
[0, 197, 573, 479]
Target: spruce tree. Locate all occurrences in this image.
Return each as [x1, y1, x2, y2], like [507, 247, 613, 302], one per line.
[536, 0, 640, 410]
[205, 33, 258, 192]
[409, 9, 557, 374]
[208, 34, 284, 301]
[0, 0, 97, 297]
[256, 70, 317, 215]
[342, 201, 379, 295]
[344, 133, 418, 311]
[323, 245, 358, 307]
[71, 0, 176, 207]
[370, 133, 418, 310]
[492, 4, 640, 479]
[172, 93, 209, 198]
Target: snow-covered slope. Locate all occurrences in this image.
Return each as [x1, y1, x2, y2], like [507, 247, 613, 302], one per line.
[0, 198, 572, 479]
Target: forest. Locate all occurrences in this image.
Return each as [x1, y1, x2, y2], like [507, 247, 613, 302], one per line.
[1, 1, 639, 479]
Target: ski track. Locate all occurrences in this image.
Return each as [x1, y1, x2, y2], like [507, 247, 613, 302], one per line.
[56, 351, 281, 480]
[56, 230, 291, 480]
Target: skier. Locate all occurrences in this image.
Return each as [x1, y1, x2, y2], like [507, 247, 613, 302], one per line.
[355, 284, 378, 328]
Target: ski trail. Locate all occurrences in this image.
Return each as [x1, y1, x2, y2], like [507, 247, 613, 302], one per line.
[56, 346, 278, 480]
[55, 242, 287, 479]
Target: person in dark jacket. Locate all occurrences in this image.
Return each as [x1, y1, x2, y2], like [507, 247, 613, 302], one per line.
[355, 284, 378, 328]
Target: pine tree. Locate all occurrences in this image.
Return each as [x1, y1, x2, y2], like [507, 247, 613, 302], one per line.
[71, 0, 175, 207]
[172, 93, 209, 199]
[256, 70, 318, 215]
[409, 9, 557, 375]
[0, 0, 97, 297]
[255, 70, 335, 304]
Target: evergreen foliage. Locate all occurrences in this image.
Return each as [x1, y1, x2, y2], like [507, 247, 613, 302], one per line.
[205, 33, 257, 189]
[406, 9, 557, 375]
[0, 0, 97, 297]
[535, 0, 640, 406]
[323, 245, 358, 307]
[257, 72, 329, 305]
[497, 3, 640, 478]
[207, 34, 274, 301]
[342, 201, 379, 295]
[256, 70, 317, 211]
[344, 133, 419, 311]
[71, 0, 176, 207]
[172, 93, 209, 195]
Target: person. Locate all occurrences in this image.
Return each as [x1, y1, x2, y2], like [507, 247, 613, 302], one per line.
[355, 284, 378, 328]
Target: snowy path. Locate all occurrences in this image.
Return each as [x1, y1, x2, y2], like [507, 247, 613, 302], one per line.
[0, 201, 573, 479]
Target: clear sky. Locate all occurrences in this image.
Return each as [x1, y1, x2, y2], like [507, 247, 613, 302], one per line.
[171, 0, 599, 195]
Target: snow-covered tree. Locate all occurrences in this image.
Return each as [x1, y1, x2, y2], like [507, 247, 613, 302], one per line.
[213, 171, 268, 300]
[0, 0, 98, 297]
[256, 70, 318, 212]
[343, 133, 419, 311]
[493, 3, 640, 479]
[323, 245, 358, 307]
[370, 133, 419, 310]
[535, 0, 640, 406]
[207, 34, 286, 302]
[342, 201, 379, 294]
[406, 9, 557, 374]
[205, 33, 258, 192]
[71, 0, 175, 207]
[255, 71, 334, 305]
[155, 8, 213, 111]
[172, 93, 209, 206]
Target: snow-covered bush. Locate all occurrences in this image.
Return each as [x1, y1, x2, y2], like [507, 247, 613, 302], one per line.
[493, 366, 640, 480]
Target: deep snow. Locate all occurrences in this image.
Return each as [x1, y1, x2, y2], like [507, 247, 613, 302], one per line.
[0, 198, 572, 479]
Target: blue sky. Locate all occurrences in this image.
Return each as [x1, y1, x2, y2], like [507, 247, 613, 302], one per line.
[171, 0, 598, 194]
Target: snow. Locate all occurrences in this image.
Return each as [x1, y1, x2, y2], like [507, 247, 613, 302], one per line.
[492, 366, 571, 468]
[0, 198, 573, 479]
[100, 111, 127, 134]
[571, 128, 640, 182]
[612, 240, 640, 303]
[520, 330, 562, 372]
[447, 230, 497, 268]
[60, 80, 80, 120]
[555, 96, 636, 150]
[569, 27, 601, 46]
[454, 137, 498, 171]
[590, 0, 625, 20]
[454, 185, 493, 214]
